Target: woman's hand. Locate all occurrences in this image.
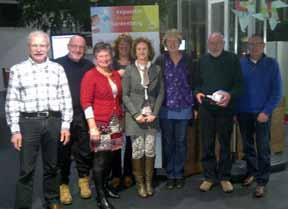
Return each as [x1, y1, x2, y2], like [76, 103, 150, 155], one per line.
[144, 115, 156, 123]
[136, 114, 146, 124]
[118, 69, 126, 77]
[89, 127, 101, 141]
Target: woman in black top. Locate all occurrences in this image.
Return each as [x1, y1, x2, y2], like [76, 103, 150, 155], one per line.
[111, 33, 134, 190]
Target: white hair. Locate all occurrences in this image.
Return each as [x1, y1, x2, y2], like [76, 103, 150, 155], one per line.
[27, 30, 50, 46]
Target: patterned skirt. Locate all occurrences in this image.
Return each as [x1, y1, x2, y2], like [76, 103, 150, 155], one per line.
[90, 117, 123, 152]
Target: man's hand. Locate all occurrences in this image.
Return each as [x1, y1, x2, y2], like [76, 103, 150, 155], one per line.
[257, 112, 269, 123]
[60, 129, 70, 145]
[11, 132, 22, 151]
[216, 91, 231, 107]
[144, 114, 156, 123]
[196, 93, 205, 104]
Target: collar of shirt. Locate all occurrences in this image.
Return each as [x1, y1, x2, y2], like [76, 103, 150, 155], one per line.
[135, 60, 151, 70]
[28, 57, 50, 68]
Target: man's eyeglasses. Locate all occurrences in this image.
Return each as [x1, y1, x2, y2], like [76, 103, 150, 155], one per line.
[69, 44, 85, 50]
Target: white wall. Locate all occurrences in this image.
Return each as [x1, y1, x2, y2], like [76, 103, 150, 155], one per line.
[0, 27, 33, 91]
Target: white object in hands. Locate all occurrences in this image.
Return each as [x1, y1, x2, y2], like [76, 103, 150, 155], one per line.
[206, 90, 226, 103]
[141, 100, 152, 116]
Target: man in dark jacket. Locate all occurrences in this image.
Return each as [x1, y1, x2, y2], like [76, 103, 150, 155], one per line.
[195, 32, 243, 193]
[237, 34, 282, 198]
[55, 35, 94, 204]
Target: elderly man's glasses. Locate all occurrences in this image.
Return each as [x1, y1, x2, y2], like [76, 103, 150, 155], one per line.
[248, 42, 264, 48]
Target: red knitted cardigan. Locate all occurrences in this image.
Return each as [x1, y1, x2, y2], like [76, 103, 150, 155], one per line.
[80, 67, 123, 124]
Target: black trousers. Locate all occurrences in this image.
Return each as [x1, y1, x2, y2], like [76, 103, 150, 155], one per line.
[199, 106, 233, 182]
[15, 116, 61, 209]
[58, 113, 92, 184]
[111, 136, 132, 178]
[237, 113, 271, 186]
[93, 151, 113, 194]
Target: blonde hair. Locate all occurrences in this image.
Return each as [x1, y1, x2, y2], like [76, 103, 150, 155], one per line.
[162, 29, 182, 47]
[113, 33, 133, 59]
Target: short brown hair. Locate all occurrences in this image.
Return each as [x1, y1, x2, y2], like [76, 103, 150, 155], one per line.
[132, 37, 155, 61]
[93, 42, 113, 57]
[113, 33, 133, 59]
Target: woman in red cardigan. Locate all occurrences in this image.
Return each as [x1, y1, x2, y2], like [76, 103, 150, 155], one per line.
[81, 42, 122, 209]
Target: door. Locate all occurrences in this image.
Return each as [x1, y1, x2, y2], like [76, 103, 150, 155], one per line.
[207, 0, 229, 50]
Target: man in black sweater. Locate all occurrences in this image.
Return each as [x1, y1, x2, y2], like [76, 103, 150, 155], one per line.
[195, 32, 243, 193]
[55, 35, 94, 204]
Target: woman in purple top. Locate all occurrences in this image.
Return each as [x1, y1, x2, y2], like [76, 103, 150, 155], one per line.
[156, 29, 195, 189]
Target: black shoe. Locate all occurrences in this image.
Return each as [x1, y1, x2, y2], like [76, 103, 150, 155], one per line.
[97, 196, 115, 209]
[166, 179, 175, 190]
[105, 186, 120, 199]
[175, 178, 185, 189]
[242, 176, 255, 187]
[254, 185, 265, 198]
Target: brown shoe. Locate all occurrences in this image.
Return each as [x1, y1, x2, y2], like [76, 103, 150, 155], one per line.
[78, 177, 92, 199]
[47, 203, 63, 209]
[111, 177, 121, 189]
[220, 180, 234, 193]
[199, 180, 213, 192]
[242, 176, 255, 187]
[123, 176, 133, 188]
[254, 185, 265, 198]
[59, 184, 72, 205]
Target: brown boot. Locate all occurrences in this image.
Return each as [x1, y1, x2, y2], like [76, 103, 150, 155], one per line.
[78, 176, 92, 199]
[145, 157, 155, 196]
[59, 184, 72, 205]
[132, 158, 147, 198]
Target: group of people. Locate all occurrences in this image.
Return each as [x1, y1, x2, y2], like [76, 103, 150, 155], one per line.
[5, 29, 282, 209]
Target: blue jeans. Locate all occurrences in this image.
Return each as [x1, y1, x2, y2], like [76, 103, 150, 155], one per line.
[237, 113, 271, 186]
[160, 119, 189, 179]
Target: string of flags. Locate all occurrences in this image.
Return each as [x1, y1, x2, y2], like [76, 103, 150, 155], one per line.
[232, 0, 288, 32]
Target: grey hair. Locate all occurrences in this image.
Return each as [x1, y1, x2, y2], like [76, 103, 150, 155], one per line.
[208, 32, 224, 42]
[162, 28, 182, 47]
[27, 30, 50, 46]
[68, 35, 86, 46]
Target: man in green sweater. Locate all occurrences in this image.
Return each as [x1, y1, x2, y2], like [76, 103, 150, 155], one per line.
[195, 32, 243, 193]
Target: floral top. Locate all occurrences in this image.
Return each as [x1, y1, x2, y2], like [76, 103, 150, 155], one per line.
[163, 53, 193, 109]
